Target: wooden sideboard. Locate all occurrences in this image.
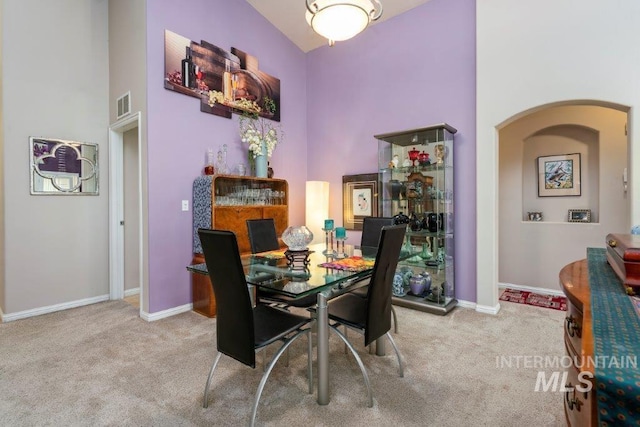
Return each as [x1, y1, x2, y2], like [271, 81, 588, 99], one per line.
[559, 259, 597, 426]
[191, 175, 289, 317]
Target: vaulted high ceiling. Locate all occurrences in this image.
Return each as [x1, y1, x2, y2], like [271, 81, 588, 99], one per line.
[245, 0, 432, 52]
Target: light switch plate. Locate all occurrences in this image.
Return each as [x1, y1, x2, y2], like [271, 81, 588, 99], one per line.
[181, 200, 189, 211]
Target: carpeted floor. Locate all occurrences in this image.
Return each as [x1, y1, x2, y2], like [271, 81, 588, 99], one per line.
[499, 288, 567, 311]
[0, 300, 566, 426]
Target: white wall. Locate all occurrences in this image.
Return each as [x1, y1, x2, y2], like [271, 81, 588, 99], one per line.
[0, 0, 5, 313]
[477, 0, 640, 310]
[1, 0, 110, 314]
[499, 105, 628, 291]
[108, 0, 148, 310]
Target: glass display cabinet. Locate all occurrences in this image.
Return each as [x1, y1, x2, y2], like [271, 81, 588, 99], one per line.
[375, 124, 457, 315]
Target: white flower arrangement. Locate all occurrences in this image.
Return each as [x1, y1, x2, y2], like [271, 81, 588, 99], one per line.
[208, 91, 282, 160]
[238, 96, 282, 159]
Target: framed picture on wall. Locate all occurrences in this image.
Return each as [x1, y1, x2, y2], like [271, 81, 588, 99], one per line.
[537, 153, 581, 197]
[343, 173, 379, 230]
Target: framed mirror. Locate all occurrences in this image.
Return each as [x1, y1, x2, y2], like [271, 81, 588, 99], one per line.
[30, 137, 99, 195]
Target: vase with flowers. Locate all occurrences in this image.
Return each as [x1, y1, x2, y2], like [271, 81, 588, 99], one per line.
[239, 97, 281, 178]
[207, 91, 282, 178]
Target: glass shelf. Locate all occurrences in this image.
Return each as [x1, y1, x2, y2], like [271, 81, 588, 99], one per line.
[376, 124, 457, 315]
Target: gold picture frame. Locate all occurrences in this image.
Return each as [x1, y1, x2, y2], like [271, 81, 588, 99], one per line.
[537, 153, 581, 197]
[342, 173, 378, 230]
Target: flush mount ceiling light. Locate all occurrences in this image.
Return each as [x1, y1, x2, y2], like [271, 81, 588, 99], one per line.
[305, 0, 383, 47]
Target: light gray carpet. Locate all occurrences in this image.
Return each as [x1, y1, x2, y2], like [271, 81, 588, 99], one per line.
[0, 300, 566, 426]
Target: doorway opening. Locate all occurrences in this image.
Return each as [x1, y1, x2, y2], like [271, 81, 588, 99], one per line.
[109, 112, 144, 315]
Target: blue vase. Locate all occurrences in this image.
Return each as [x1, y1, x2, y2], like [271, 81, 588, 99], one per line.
[255, 140, 268, 178]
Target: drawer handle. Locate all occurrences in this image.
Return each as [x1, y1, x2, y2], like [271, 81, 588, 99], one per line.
[608, 239, 617, 247]
[565, 315, 581, 338]
[565, 382, 583, 412]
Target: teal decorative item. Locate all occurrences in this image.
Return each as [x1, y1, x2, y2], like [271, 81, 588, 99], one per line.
[255, 140, 268, 178]
[420, 241, 433, 260]
[401, 267, 414, 286]
[632, 225, 640, 235]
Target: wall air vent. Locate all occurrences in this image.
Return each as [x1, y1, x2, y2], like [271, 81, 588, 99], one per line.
[116, 91, 131, 119]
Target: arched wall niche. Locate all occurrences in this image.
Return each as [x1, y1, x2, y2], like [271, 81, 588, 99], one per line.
[497, 102, 629, 292]
[523, 124, 599, 222]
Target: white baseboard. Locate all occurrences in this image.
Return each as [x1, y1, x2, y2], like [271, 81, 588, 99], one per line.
[1, 295, 110, 323]
[456, 299, 476, 310]
[476, 303, 502, 315]
[499, 282, 565, 297]
[124, 287, 140, 297]
[140, 303, 193, 322]
[455, 299, 501, 315]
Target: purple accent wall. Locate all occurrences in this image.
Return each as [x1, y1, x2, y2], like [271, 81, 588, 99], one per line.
[306, 0, 477, 302]
[146, 0, 308, 313]
[145, 0, 476, 313]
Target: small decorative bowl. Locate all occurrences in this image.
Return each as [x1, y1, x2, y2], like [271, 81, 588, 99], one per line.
[281, 226, 314, 251]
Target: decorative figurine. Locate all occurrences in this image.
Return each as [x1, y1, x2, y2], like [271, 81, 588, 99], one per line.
[388, 154, 399, 169]
[435, 144, 446, 164]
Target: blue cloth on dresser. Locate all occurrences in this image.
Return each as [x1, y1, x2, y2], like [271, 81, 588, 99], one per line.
[193, 176, 213, 254]
[587, 247, 640, 426]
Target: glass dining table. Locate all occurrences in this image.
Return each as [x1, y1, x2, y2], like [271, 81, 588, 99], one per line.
[188, 242, 410, 405]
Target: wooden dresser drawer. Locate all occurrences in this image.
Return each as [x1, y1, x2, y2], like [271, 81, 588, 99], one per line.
[564, 358, 595, 427]
[564, 302, 583, 359]
[560, 259, 596, 427]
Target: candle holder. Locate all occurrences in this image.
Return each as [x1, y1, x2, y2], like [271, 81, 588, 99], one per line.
[335, 237, 347, 259]
[334, 227, 347, 258]
[322, 228, 336, 257]
[324, 219, 334, 231]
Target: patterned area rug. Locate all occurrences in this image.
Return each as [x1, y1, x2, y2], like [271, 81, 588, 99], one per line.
[499, 288, 567, 311]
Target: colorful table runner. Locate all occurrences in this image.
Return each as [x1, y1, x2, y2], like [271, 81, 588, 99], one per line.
[318, 256, 374, 272]
[587, 247, 640, 425]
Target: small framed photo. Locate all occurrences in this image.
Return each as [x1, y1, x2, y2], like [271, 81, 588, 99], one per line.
[527, 212, 543, 221]
[568, 209, 591, 223]
[537, 153, 581, 197]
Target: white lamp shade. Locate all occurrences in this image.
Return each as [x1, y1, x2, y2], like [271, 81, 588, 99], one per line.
[305, 181, 330, 244]
[305, 0, 379, 42]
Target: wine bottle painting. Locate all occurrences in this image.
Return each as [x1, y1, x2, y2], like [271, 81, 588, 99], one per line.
[163, 29, 281, 122]
[181, 46, 196, 89]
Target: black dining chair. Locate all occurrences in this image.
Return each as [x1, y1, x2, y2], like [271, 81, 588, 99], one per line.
[246, 218, 317, 308]
[246, 218, 281, 254]
[349, 217, 400, 333]
[324, 224, 406, 407]
[198, 228, 313, 427]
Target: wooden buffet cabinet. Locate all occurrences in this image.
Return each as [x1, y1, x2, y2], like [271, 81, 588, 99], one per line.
[191, 175, 288, 317]
[559, 260, 597, 426]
